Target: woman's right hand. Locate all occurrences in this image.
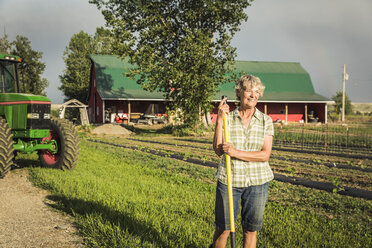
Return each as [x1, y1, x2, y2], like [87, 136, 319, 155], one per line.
[217, 97, 230, 122]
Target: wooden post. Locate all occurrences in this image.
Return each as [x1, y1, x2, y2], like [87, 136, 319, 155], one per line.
[342, 64, 347, 122]
[285, 104, 288, 124]
[102, 100, 105, 123]
[305, 104, 308, 124]
[264, 104, 267, 115]
[128, 101, 131, 123]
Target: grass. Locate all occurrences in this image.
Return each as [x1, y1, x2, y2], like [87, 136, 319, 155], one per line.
[20, 137, 371, 247]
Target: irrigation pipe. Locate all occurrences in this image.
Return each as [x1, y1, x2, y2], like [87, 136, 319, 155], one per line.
[87, 139, 372, 200]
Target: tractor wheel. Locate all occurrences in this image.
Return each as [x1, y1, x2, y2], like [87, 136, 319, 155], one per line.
[39, 118, 79, 170]
[0, 117, 14, 178]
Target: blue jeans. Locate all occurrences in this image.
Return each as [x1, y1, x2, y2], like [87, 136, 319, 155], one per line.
[214, 181, 269, 232]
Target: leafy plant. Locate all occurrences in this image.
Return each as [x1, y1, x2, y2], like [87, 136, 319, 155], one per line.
[328, 176, 345, 193]
[286, 166, 297, 177]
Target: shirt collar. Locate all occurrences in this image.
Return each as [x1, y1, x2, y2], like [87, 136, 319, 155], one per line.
[232, 107, 264, 121]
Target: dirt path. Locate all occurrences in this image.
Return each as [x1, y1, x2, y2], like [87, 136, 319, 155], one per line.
[0, 169, 85, 248]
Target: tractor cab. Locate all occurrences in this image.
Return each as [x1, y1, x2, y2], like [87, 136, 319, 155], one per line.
[0, 54, 21, 93]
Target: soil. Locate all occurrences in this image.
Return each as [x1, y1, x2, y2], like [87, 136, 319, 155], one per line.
[91, 124, 132, 135]
[0, 168, 85, 248]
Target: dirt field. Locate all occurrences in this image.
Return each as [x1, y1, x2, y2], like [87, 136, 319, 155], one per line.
[0, 168, 85, 248]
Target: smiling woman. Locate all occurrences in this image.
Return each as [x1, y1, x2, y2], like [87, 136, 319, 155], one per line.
[212, 74, 275, 248]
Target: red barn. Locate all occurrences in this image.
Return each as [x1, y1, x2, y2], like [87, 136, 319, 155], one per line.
[212, 61, 331, 123]
[88, 55, 331, 124]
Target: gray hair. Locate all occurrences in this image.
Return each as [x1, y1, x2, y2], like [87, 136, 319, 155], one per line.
[235, 74, 265, 100]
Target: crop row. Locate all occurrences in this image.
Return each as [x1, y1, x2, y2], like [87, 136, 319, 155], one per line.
[126, 137, 371, 171]
[88, 138, 372, 199]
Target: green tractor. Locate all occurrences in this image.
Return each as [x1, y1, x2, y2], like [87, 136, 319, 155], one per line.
[0, 53, 79, 178]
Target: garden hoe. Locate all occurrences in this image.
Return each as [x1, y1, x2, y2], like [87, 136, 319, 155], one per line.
[222, 96, 236, 248]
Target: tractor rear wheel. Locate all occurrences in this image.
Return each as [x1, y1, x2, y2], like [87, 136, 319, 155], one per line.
[0, 117, 14, 178]
[39, 118, 79, 170]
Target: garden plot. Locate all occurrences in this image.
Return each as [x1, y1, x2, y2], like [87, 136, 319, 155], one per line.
[21, 136, 371, 248]
[91, 135, 372, 199]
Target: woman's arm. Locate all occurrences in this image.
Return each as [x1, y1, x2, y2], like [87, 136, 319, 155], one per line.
[213, 98, 229, 156]
[222, 135, 273, 162]
[213, 118, 224, 156]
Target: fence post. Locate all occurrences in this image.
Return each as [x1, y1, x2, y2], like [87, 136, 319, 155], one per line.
[346, 127, 349, 150]
[325, 123, 328, 153]
[301, 123, 304, 151]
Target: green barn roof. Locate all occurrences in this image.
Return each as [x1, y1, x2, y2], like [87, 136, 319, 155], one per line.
[216, 61, 329, 102]
[90, 55, 165, 100]
[90, 55, 329, 102]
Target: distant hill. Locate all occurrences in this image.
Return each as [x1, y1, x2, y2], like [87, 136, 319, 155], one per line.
[352, 102, 372, 113]
[327, 102, 372, 114]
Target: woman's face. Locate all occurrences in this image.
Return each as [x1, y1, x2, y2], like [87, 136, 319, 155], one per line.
[239, 86, 260, 109]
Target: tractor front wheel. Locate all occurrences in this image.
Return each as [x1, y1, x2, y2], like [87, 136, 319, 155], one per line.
[0, 117, 14, 178]
[39, 118, 79, 170]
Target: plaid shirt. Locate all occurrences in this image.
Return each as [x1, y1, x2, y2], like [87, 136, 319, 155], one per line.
[215, 107, 274, 187]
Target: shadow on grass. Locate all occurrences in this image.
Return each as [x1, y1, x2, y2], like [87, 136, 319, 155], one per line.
[45, 194, 198, 248]
[13, 158, 41, 170]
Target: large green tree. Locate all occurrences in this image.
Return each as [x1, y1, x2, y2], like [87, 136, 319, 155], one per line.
[0, 35, 49, 95]
[59, 28, 117, 103]
[332, 91, 353, 115]
[90, 0, 252, 125]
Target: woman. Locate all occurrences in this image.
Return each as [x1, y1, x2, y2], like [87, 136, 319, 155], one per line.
[211, 74, 274, 248]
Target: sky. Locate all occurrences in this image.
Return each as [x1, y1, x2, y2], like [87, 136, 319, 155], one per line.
[1, 0, 371, 103]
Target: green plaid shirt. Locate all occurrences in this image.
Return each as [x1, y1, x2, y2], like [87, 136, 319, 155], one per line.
[215, 107, 274, 187]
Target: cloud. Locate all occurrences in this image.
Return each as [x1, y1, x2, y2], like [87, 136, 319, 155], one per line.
[232, 0, 372, 102]
[0, 0, 105, 103]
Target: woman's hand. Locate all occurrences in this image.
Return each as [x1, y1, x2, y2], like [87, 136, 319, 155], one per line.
[217, 97, 230, 122]
[222, 142, 236, 157]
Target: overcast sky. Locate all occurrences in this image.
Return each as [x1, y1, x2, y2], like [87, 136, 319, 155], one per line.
[1, 0, 371, 103]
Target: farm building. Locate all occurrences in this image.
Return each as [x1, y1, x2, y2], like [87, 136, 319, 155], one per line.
[87, 55, 331, 124]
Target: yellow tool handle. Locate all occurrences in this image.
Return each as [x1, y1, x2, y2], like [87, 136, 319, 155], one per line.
[223, 112, 235, 234]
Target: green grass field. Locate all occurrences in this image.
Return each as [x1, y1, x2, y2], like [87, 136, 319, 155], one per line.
[21, 136, 371, 248]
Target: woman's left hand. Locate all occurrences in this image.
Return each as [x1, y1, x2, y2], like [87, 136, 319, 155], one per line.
[222, 142, 236, 157]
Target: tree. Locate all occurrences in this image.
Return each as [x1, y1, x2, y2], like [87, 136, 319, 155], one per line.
[94, 27, 116, 54]
[59, 31, 96, 103]
[332, 91, 353, 115]
[90, 0, 252, 125]
[59, 28, 117, 103]
[0, 35, 11, 53]
[0, 35, 49, 95]
[11, 35, 49, 96]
